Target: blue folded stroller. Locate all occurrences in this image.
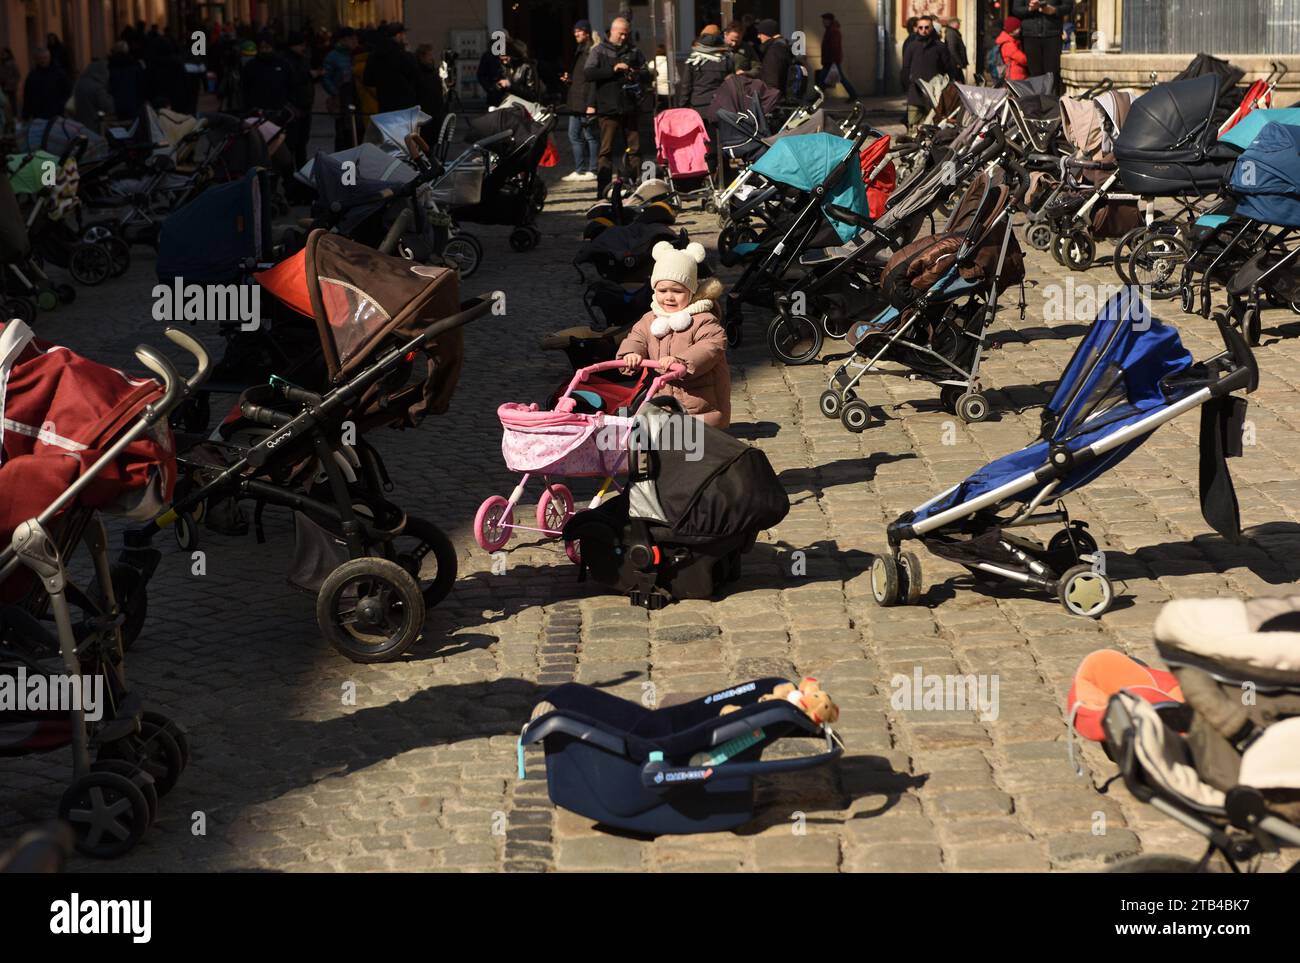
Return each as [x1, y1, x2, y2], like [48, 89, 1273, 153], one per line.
[871, 289, 1257, 618]
[519, 678, 841, 835]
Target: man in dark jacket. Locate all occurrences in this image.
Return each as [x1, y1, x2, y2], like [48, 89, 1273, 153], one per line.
[817, 12, 856, 100]
[754, 19, 792, 97]
[584, 16, 649, 196]
[242, 34, 293, 113]
[414, 44, 444, 139]
[21, 47, 72, 120]
[899, 15, 958, 131]
[562, 20, 598, 181]
[944, 17, 969, 81]
[107, 42, 143, 119]
[1011, 0, 1073, 92]
[678, 31, 733, 118]
[364, 21, 420, 112]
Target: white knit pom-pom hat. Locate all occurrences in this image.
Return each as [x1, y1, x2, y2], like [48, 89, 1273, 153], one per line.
[650, 240, 707, 295]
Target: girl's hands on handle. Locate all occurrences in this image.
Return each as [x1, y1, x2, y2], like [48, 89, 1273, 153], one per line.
[621, 352, 644, 374]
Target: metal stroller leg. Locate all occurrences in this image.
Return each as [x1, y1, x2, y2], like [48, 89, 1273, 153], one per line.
[11, 519, 90, 778]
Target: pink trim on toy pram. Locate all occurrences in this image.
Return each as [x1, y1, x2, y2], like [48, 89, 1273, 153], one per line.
[498, 404, 636, 476]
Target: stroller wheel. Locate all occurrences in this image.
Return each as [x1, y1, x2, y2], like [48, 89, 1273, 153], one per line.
[2, 296, 35, 325]
[1243, 307, 1262, 346]
[98, 719, 185, 798]
[58, 769, 152, 859]
[69, 242, 113, 286]
[766, 312, 823, 365]
[1048, 524, 1099, 572]
[870, 554, 901, 606]
[1129, 234, 1188, 300]
[818, 389, 843, 418]
[390, 515, 459, 608]
[725, 320, 743, 348]
[898, 551, 923, 605]
[100, 236, 131, 278]
[840, 399, 873, 433]
[1025, 223, 1053, 251]
[1050, 233, 1066, 265]
[1062, 232, 1096, 272]
[440, 234, 482, 278]
[564, 539, 581, 565]
[82, 224, 116, 244]
[173, 512, 200, 552]
[537, 484, 575, 539]
[509, 227, 539, 252]
[317, 557, 426, 663]
[92, 759, 158, 827]
[36, 289, 59, 312]
[1058, 564, 1114, 619]
[475, 496, 515, 552]
[54, 283, 76, 305]
[939, 385, 962, 416]
[142, 711, 191, 771]
[955, 391, 990, 425]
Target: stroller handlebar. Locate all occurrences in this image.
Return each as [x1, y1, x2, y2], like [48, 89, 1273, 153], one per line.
[133, 345, 181, 405]
[164, 327, 212, 394]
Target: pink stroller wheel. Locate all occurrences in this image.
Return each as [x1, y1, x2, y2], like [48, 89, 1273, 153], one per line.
[564, 539, 581, 565]
[536, 484, 575, 539]
[474, 496, 514, 552]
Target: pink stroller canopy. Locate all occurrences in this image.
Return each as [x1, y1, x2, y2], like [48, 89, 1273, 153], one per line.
[498, 403, 633, 477]
[655, 108, 711, 178]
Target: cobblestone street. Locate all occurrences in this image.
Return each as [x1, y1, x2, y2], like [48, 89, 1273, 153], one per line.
[5, 107, 1300, 873]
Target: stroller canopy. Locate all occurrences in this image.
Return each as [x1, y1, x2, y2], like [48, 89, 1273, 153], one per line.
[309, 144, 416, 233]
[465, 105, 541, 150]
[751, 132, 870, 242]
[1007, 74, 1055, 99]
[298, 141, 415, 189]
[262, 230, 465, 426]
[365, 107, 431, 155]
[1229, 121, 1300, 228]
[710, 74, 781, 121]
[1218, 107, 1300, 151]
[0, 320, 173, 549]
[156, 169, 272, 283]
[1116, 74, 1221, 156]
[762, 108, 830, 146]
[913, 291, 1194, 522]
[626, 404, 788, 541]
[654, 108, 710, 178]
[21, 116, 108, 164]
[955, 84, 1008, 121]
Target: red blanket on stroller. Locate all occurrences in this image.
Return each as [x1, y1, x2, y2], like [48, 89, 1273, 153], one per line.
[0, 322, 175, 554]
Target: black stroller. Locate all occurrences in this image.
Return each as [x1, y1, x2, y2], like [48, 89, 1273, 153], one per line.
[562, 401, 790, 610]
[453, 106, 555, 252]
[138, 230, 494, 662]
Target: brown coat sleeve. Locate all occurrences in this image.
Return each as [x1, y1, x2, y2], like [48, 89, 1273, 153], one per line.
[615, 314, 654, 358]
[676, 313, 727, 375]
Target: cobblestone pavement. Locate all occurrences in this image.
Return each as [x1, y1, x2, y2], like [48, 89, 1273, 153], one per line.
[5, 107, 1300, 872]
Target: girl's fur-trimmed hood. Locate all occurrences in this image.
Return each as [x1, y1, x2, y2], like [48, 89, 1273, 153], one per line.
[649, 276, 725, 317]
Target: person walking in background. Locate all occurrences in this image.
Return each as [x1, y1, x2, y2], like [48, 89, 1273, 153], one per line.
[944, 17, 969, 83]
[241, 32, 292, 114]
[284, 32, 318, 168]
[996, 17, 1030, 82]
[899, 16, 958, 132]
[21, 47, 71, 121]
[1, 48, 22, 130]
[585, 16, 649, 197]
[901, 17, 920, 58]
[817, 12, 857, 99]
[72, 58, 115, 130]
[1012, 0, 1073, 91]
[562, 20, 599, 182]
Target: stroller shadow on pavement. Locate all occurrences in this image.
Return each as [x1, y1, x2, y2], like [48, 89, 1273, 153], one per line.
[779, 452, 918, 501]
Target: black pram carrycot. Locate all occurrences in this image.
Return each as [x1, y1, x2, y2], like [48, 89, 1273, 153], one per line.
[563, 403, 790, 609]
[1115, 75, 1241, 195]
[519, 677, 841, 834]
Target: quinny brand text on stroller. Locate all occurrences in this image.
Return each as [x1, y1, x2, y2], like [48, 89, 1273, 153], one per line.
[0, 669, 102, 721]
[49, 894, 151, 943]
[151, 277, 260, 329]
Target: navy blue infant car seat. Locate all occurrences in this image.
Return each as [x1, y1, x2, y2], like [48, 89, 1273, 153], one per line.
[519, 677, 841, 835]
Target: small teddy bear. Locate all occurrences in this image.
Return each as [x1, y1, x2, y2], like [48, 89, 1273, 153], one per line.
[759, 677, 840, 725]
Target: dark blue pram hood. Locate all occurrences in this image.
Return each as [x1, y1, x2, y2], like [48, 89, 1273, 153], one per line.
[913, 290, 1193, 522]
[1229, 121, 1300, 228]
[750, 132, 868, 242]
[156, 169, 272, 283]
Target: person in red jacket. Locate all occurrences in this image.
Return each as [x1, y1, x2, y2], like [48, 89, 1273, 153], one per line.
[997, 16, 1029, 81]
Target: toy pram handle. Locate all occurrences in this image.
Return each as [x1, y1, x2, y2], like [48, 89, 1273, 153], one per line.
[638, 728, 842, 791]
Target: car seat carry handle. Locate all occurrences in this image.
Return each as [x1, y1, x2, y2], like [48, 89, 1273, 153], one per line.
[519, 714, 626, 756]
[638, 730, 841, 791]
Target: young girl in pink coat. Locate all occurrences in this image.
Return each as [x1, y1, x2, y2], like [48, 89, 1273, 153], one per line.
[617, 241, 731, 428]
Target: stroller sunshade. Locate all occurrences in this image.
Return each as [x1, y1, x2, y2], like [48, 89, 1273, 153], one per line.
[156, 169, 272, 283]
[1229, 121, 1300, 228]
[364, 107, 431, 156]
[751, 132, 870, 242]
[1116, 74, 1221, 157]
[1217, 107, 1300, 151]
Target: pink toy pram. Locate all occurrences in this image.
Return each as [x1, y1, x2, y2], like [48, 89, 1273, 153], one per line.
[654, 108, 714, 208]
[474, 358, 683, 560]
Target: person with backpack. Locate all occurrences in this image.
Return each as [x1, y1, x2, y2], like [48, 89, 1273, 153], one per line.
[678, 30, 733, 118]
[996, 17, 1029, 82]
[1012, 0, 1073, 91]
[899, 15, 959, 131]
